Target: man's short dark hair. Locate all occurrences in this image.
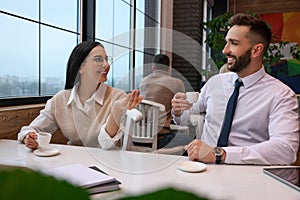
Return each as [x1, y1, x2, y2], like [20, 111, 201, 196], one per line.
[153, 54, 170, 70]
[229, 13, 272, 55]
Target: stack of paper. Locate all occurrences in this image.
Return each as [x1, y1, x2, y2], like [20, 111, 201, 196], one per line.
[42, 164, 121, 194]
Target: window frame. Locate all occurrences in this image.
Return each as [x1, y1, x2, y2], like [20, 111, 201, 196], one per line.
[0, 0, 82, 106]
[0, 0, 162, 106]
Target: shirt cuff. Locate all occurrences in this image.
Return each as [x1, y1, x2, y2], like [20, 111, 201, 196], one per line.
[223, 146, 242, 164]
[17, 127, 37, 143]
[98, 123, 123, 150]
[171, 109, 191, 125]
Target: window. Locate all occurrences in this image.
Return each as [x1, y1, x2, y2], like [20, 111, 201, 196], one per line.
[96, 0, 131, 91]
[0, 0, 161, 104]
[0, 0, 79, 98]
[135, 0, 161, 89]
[202, 0, 213, 81]
[95, 0, 161, 91]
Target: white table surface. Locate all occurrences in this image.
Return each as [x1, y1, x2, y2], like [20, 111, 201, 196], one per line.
[0, 139, 299, 200]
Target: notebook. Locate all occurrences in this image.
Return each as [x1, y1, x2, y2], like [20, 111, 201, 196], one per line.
[263, 166, 300, 192]
[42, 164, 121, 194]
[88, 166, 121, 194]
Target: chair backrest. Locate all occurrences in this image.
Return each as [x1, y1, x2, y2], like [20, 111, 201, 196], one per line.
[122, 108, 143, 151]
[122, 99, 165, 151]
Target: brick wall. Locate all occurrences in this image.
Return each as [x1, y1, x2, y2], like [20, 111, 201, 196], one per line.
[172, 0, 204, 92]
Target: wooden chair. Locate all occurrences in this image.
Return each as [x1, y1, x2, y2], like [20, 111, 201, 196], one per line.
[121, 108, 143, 151]
[122, 99, 185, 155]
[122, 99, 165, 152]
[170, 124, 189, 136]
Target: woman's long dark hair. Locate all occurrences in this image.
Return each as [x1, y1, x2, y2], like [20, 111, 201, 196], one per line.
[64, 41, 104, 89]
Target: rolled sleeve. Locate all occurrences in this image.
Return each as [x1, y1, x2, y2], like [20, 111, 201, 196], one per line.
[98, 112, 125, 150]
[17, 98, 57, 143]
[98, 122, 124, 150]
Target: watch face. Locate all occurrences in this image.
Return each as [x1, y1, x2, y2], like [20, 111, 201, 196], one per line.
[214, 147, 222, 156]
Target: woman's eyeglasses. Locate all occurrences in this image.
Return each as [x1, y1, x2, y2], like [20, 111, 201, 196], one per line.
[90, 56, 113, 66]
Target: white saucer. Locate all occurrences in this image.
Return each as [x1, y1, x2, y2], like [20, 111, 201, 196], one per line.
[177, 161, 207, 173]
[34, 148, 60, 157]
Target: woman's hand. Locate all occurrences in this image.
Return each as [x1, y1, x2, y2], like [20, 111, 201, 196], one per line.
[111, 90, 143, 112]
[171, 92, 193, 117]
[127, 89, 143, 110]
[23, 132, 38, 150]
[105, 90, 143, 138]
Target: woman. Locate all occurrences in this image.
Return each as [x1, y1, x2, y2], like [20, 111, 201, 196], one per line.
[18, 41, 143, 150]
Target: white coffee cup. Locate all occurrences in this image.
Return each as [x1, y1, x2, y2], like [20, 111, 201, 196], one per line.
[186, 92, 199, 103]
[36, 132, 52, 148]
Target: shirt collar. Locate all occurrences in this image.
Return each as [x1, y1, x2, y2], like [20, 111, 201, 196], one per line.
[153, 69, 171, 76]
[240, 66, 265, 89]
[94, 83, 107, 105]
[67, 83, 107, 106]
[67, 85, 77, 105]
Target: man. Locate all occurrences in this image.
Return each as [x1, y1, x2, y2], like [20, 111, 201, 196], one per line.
[140, 54, 193, 149]
[171, 13, 299, 165]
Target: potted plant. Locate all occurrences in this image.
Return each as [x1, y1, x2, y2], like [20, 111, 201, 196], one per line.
[203, 12, 300, 69]
[203, 12, 300, 93]
[202, 12, 232, 69]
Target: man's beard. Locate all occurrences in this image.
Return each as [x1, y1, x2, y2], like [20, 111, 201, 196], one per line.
[227, 48, 251, 73]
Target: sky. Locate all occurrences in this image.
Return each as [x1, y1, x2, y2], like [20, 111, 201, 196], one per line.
[0, 0, 137, 79]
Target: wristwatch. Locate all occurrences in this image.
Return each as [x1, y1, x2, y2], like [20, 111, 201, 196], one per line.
[213, 147, 224, 164]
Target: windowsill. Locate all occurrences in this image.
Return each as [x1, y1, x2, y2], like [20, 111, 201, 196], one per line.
[0, 103, 46, 111]
[0, 96, 52, 107]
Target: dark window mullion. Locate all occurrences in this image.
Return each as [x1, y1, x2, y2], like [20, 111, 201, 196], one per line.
[39, 0, 41, 96]
[129, 0, 136, 90]
[0, 1, 81, 106]
[81, 0, 95, 42]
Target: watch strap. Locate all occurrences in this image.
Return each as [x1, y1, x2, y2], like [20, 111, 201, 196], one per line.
[214, 147, 223, 164]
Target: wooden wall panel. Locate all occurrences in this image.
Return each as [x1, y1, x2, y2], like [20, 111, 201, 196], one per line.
[0, 104, 67, 144]
[228, 0, 300, 14]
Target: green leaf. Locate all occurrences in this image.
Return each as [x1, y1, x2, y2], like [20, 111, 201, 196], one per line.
[118, 187, 209, 200]
[0, 167, 90, 200]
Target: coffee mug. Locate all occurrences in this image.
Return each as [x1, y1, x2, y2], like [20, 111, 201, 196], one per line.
[186, 92, 199, 103]
[37, 132, 52, 148]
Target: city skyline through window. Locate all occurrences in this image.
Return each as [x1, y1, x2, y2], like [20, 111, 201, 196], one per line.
[0, 0, 161, 100]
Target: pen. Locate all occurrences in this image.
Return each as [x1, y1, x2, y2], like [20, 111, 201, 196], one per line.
[182, 136, 196, 156]
[182, 150, 188, 156]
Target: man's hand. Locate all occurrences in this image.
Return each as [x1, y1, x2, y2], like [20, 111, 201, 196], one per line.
[184, 139, 216, 163]
[171, 92, 193, 117]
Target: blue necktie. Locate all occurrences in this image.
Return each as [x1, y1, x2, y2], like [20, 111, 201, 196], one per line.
[217, 79, 243, 147]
